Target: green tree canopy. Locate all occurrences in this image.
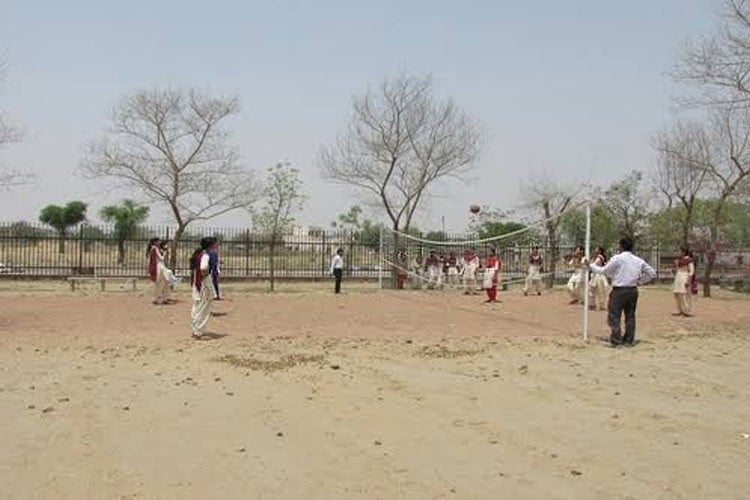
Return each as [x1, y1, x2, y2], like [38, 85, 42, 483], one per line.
[100, 199, 150, 264]
[469, 207, 528, 239]
[39, 201, 88, 253]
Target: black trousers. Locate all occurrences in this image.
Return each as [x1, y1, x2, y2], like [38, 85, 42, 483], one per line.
[333, 269, 343, 294]
[608, 287, 639, 344]
[211, 272, 220, 299]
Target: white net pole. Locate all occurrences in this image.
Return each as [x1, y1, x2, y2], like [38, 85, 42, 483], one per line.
[583, 203, 591, 341]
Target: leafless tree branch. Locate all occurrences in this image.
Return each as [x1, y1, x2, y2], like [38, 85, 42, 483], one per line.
[81, 88, 256, 263]
[675, 0, 750, 108]
[320, 73, 482, 233]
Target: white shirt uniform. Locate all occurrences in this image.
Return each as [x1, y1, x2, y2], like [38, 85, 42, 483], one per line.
[589, 251, 656, 287]
[330, 254, 343, 274]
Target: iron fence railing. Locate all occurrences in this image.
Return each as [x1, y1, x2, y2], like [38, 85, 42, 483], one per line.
[0, 222, 749, 281]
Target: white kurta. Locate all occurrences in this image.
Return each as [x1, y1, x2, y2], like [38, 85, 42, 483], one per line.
[589, 255, 609, 309]
[153, 249, 170, 304]
[567, 257, 586, 301]
[524, 261, 543, 294]
[191, 253, 212, 337]
[461, 257, 479, 291]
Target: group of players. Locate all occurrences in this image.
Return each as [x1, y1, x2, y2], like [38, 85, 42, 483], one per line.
[405, 245, 615, 308]
[147, 234, 698, 339]
[406, 241, 680, 312]
[403, 246, 544, 302]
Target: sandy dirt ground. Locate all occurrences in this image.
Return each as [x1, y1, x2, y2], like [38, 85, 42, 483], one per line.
[0, 281, 748, 499]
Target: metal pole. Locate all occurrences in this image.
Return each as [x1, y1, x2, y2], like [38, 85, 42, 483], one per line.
[583, 204, 592, 341]
[378, 226, 384, 292]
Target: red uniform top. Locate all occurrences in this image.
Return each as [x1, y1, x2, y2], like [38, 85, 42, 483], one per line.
[425, 255, 439, 267]
[148, 246, 160, 282]
[485, 255, 501, 285]
[677, 255, 698, 294]
[676, 255, 693, 268]
[486, 255, 501, 269]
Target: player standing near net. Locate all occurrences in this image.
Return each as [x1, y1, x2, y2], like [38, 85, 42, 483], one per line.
[411, 254, 424, 289]
[566, 245, 586, 305]
[190, 237, 216, 339]
[672, 246, 696, 317]
[460, 248, 480, 295]
[589, 246, 610, 311]
[446, 251, 459, 287]
[587, 238, 656, 347]
[523, 246, 543, 296]
[330, 248, 344, 294]
[425, 251, 441, 290]
[483, 247, 502, 303]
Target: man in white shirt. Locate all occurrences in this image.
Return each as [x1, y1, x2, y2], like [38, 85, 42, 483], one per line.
[330, 248, 344, 294]
[588, 238, 656, 347]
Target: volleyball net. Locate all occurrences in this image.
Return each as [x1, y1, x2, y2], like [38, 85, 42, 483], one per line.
[376, 201, 594, 340]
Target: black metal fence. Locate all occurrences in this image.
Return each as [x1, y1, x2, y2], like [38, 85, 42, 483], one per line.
[1, 221, 749, 282]
[0, 223, 381, 278]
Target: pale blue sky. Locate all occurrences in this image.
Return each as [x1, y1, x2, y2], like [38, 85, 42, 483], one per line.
[1, 0, 715, 230]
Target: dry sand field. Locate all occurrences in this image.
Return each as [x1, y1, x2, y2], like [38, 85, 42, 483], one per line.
[0, 281, 748, 499]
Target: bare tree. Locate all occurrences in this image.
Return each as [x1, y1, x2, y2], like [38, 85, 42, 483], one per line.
[675, 0, 750, 108]
[82, 88, 256, 267]
[320, 73, 482, 236]
[701, 105, 750, 296]
[652, 121, 711, 246]
[662, 106, 750, 296]
[252, 162, 305, 292]
[521, 176, 580, 288]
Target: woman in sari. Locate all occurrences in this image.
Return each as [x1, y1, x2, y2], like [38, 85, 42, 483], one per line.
[190, 237, 216, 338]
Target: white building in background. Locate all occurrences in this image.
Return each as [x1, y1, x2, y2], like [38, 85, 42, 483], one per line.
[281, 226, 354, 256]
[282, 226, 326, 251]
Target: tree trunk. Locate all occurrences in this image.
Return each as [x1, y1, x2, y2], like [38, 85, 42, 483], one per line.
[172, 225, 186, 271]
[117, 239, 126, 265]
[58, 230, 66, 254]
[392, 228, 403, 289]
[269, 236, 276, 292]
[702, 219, 720, 298]
[681, 221, 690, 249]
[702, 249, 716, 298]
[545, 224, 557, 289]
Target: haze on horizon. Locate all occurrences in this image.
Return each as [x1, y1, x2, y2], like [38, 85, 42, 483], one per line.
[0, 0, 716, 232]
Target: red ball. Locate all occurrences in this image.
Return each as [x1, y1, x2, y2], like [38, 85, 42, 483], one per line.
[469, 204, 481, 214]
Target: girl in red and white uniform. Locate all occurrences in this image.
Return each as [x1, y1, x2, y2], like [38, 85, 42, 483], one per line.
[147, 238, 168, 305]
[483, 247, 502, 303]
[672, 246, 696, 317]
[446, 252, 459, 287]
